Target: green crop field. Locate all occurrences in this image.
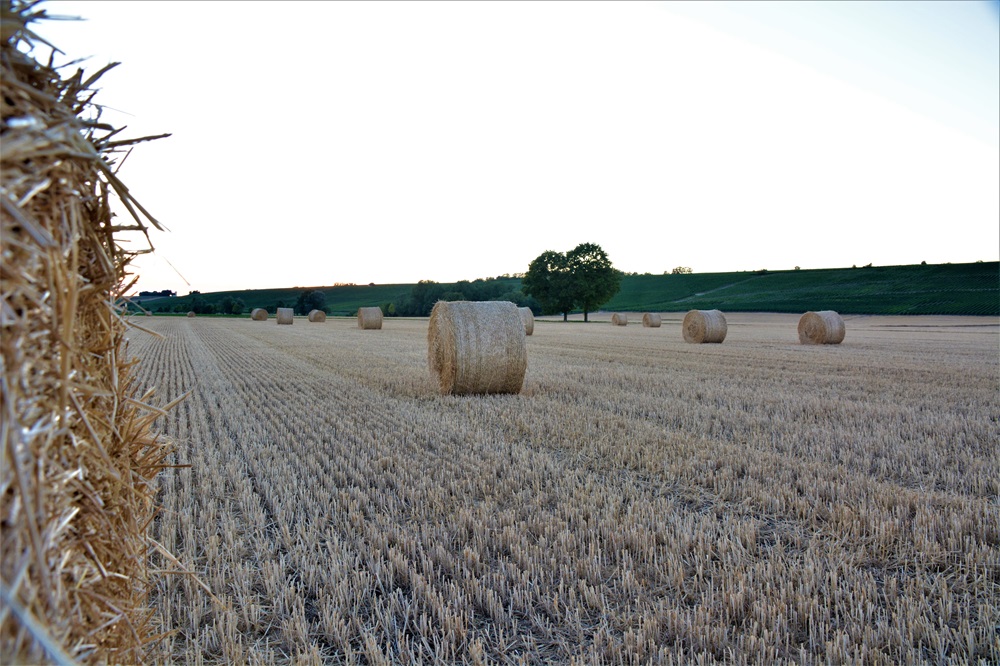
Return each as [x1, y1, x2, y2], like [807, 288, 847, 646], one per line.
[136, 262, 998, 317]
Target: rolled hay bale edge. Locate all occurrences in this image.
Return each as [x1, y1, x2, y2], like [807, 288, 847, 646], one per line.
[642, 312, 662, 328]
[308, 309, 327, 322]
[611, 313, 628, 326]
[250, 308, 268, 321]
[683, 309, 728, 343]
[358, 306, 383, 329]
[518, 306, 534, 335]
[186, 311, 196, 317]
[427, 300, 527, 395]
[798, 310, 846, 344]
[276, 307, 294, 325]
[1, 6, 179, 663]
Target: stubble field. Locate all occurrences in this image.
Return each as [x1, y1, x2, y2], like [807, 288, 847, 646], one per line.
[127, 312, 999, 665]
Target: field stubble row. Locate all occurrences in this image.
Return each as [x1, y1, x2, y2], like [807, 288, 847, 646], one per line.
[126, 313, 1000, 665]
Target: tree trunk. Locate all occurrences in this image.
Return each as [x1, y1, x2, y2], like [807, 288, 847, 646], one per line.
[584, 310, 589, 322]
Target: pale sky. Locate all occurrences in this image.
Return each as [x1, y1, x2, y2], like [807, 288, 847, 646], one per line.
[33, 1, 1000, 294]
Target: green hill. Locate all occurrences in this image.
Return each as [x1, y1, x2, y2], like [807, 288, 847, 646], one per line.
[605, 262, 999, 316]
[138, 262, 998, 317]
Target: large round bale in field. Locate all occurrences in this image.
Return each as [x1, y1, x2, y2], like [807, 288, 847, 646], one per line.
[308, 309, 326, 322]
[642, 312, 662, 328]
[428, 300, 527, 395]
[611, 313, 628, 326]
[358, 306, 383, 329]
[250, 308, 268, 321]
[276, 307, 294, 325]
[798, 310, 845, 345]
[518, 306, 534, 336]
[682, 309, 727, 343]
[186, 311, 196, 318]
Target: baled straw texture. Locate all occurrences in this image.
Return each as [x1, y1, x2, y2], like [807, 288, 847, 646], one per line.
[186, 311, 196, 318]
[611, 313, 628, 326]
[1, 4, 178, 663]
[250, 308, 268, 321]
[427, 301, 527, 395]
[683, 309, 728, 343]
[642, 312, 662, 328]
[798, 310, 846, 345]
[308, 309, 326, 322]
[276, 307, 294, 325]
[518, 306, 534, 336]
[358, 306, 383, 330]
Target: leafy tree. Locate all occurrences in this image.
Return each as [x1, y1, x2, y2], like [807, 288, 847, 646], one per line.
[566, 243, 621, 322]
[522, 250, 575, 320]
[295, 290, 326, 315]
[671, 266, 692, 274]
[523, 244, 621, 321]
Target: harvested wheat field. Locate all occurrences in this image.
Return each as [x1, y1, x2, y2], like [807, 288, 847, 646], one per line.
[128, 313, 999, 665]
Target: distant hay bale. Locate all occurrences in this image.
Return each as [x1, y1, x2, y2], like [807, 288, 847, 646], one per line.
[427, 300, 527, 395]
[250, 308, 268, 321]
[682, 309, 728, 343]
[798, 310, 846, 345]
[186, 311, 196, 318]
[308, 309, 327, 322]
[518, 307, 534, 335]
[276, 307, 294, 325]
[611, 313, 628, 326]
[358, 306, 383, 330]
[642, 313, 662, 328]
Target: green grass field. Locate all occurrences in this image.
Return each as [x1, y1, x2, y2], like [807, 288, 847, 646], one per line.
[138, 261, 998, 317]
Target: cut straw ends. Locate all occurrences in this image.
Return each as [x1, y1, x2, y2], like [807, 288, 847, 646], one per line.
[250, 308, 268, 321]
[308, 309, 326, 322]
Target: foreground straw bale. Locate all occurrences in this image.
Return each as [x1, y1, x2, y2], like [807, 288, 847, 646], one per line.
[428, 301, 527, 395]
[798, 310, 846, 344]
[307, 309, 326, 322]
[683, 309, 728, 343]
[642, 312, 661, 328]
[276, 307, 294, 325]
[518, 306, 534, 335]
[1, 4, 176, 663]
[250, 308, 268, 321]
[611, 313, 628, 326]
[358, 306, 383, 329]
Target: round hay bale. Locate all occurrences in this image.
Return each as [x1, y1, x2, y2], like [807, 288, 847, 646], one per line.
[308, 309, 327, 322]
[186, 311, 196, 318]
[611, 313, 628, 326]
[276, 307, 294, 325]
[358, 306, 384, 330]
[518, 306, 534, 336]
[642, 312, 662, 328]
[427, 300, 527, 395]
[682, 309, 727, 343]
[798, 310, 845, 345]
[250, 308, 268, 321]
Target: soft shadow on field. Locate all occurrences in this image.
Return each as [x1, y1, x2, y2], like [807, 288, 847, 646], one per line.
[126, 314, 1000, 665]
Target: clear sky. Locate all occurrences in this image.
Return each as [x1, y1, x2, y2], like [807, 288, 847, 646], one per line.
[33, 1, 1000, 294]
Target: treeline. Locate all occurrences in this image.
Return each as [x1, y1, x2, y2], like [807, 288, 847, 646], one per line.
[387, 277, 538, 317]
